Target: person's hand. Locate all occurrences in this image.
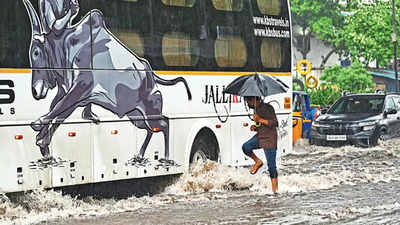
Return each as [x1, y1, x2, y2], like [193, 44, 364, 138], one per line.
[253, 113, 268, 125]
[253, 113, 261, 122]
[250, 125, 257, 131]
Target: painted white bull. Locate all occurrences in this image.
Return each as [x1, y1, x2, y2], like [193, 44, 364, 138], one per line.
[23, 0, 192, 162]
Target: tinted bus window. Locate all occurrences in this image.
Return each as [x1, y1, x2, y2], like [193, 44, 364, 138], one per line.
[0, 1, 33, 68]
[86, 0, 151, 69]
[162, 32, 200, 66]
[162, 0, 196, 7]
[257, 0, 281, 16]
[209, 0, 254, 71]
[212, 0, 243, 12]
[151, 0, 202, 70]
[251, 0, 291, 72]
[115, 31, 145, 57]
[261, 38, 282, 68]
[215, 36, 247, 67]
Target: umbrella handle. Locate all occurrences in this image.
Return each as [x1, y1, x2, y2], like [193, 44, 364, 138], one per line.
[244, 101, 254, 121]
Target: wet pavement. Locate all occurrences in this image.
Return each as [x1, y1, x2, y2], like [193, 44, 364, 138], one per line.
[1, 138, 400, 225]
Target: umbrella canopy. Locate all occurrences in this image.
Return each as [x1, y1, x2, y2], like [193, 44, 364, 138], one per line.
[223, 73, 289, 97]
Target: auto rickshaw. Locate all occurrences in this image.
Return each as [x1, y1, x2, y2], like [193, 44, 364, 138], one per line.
[292, 91, 319, 144]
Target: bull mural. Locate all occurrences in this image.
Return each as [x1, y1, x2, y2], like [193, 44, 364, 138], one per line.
[23, 0, 192, 165]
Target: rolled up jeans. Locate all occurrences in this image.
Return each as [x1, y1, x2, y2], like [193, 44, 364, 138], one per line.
[242, 135, 278, 178]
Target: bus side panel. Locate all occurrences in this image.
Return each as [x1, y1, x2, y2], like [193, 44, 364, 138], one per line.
[157, 75, 247, 116]
[51, 123, 93, 187]
[231, 115, 254, 166]
[135, 121, 183, 177]
[0, 126, 51, 192]
[92, 122, 138, 182]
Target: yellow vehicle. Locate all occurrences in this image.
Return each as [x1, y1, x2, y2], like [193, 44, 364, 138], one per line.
[292, 91, 319, 144]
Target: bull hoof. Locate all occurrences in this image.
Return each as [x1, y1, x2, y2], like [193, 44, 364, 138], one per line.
[40, 146, 50, 158]
[127, 155, 151, 167]
[158, 158, 179, 167]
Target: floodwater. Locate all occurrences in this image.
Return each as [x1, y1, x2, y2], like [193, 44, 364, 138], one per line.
[1, 139, 400, 225]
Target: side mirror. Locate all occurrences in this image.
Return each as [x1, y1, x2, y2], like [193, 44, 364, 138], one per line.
[320, 108, 328, 114]
[385, 108, 397, 115]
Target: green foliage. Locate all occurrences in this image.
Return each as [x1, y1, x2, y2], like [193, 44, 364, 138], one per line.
[291, 0, 347, 54]
[319, 62, 376, 94]
[291, 0, 400, 67]
[304, 62, 376, 106]
[339, 0, 400, 67]
[306, 86, 341, 106]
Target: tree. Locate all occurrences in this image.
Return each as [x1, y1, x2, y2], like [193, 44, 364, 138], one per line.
[291, 0, 400, 68]
[306, 86, 341, 107]
[319, 61, 376, 93]
[291, 0, 347, 66]
[339, 0, 400, 68]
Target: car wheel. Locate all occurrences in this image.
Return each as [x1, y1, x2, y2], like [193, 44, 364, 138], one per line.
[309, 137, 315, 145]
[375, 128, 387, 146]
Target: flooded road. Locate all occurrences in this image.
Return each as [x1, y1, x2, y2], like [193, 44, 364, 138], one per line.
[1, 139, 400, 225]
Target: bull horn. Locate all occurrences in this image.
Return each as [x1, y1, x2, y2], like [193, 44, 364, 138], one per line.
[22, 0, 42, 36]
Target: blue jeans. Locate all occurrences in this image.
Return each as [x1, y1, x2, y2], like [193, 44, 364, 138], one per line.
[242, 135, 278, 178]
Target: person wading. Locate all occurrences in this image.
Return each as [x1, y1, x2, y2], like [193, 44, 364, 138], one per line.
[242, 96, 279, 194]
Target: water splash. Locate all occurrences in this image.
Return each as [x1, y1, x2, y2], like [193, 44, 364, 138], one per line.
[2, 138, 400, 224]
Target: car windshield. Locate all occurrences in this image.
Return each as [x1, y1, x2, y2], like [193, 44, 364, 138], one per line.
[328, 96, 385, 114]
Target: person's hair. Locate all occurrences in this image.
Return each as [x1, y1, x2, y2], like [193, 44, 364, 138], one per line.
[244, 96, 261, 101]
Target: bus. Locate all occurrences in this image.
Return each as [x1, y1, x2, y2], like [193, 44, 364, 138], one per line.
[0, 0, 292, 197]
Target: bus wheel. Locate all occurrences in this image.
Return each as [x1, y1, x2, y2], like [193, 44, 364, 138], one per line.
[191, 139, 208, 165]
[190, 131, 219, 165]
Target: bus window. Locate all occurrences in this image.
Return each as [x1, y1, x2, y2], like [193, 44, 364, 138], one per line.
[215, 36, 247, 68]
[86, 0, 151, 70]
[257, 0, 281, 16]
[162, 0, 196, 7]
[212, 0, 243, 12]
[162, 32, 200, 67]
[261, 38, 282, 68]
[114, 31, 144, 57]
[0, 0, 32, 68]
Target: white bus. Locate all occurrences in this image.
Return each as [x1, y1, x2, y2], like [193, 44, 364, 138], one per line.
[0, 0, 292, 197]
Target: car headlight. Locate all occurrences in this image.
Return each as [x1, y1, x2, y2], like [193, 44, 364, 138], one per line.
[362, 125, 375, 131]
[358, 121, 376, 127]
[355, 121, 377, 131]
[312, 121, 331, 128]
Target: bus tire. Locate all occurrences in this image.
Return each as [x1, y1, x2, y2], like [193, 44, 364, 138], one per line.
[293, 78, 304, 91]
[190, 130, 219, 165]
[305, 75, 318, 89]
[296, 60, 312, 76]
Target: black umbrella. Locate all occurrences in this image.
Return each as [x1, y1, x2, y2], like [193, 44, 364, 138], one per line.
[223, 73, 289, 97]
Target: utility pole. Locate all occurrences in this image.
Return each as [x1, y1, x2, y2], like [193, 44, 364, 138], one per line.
[392, 0, 398, 92]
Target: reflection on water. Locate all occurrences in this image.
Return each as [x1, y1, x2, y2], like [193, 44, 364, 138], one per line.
[1, 139, 400, 225]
